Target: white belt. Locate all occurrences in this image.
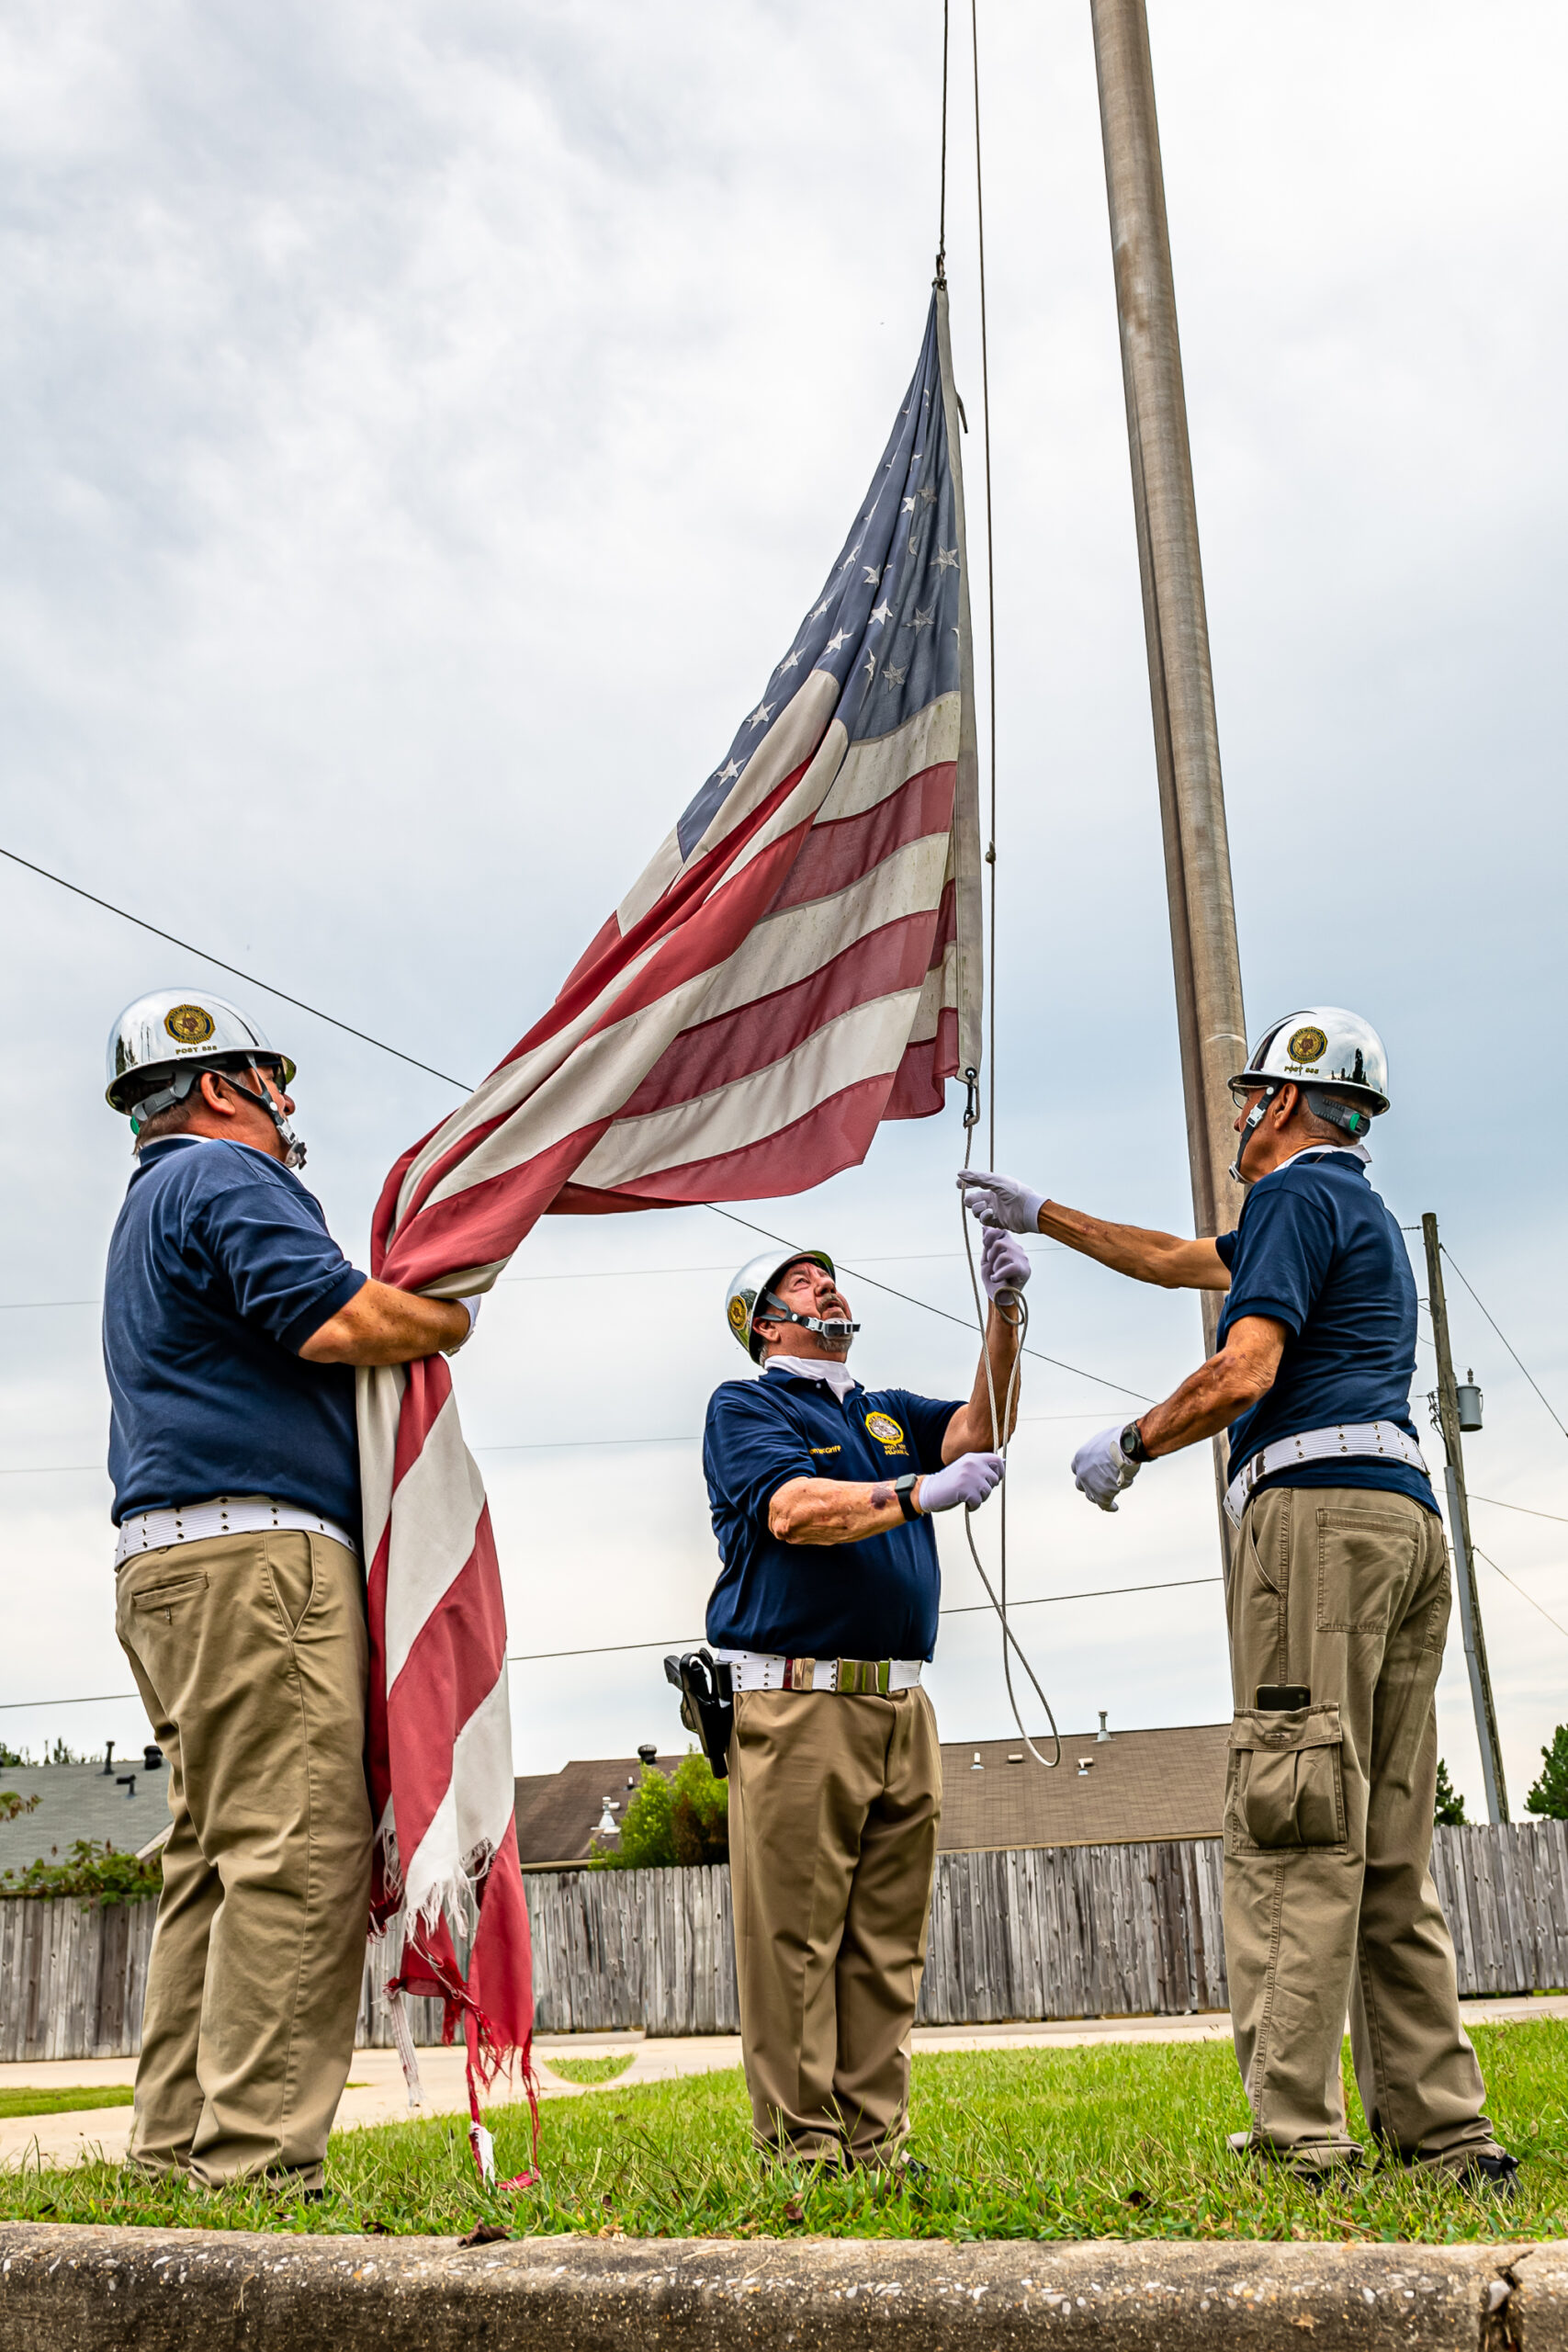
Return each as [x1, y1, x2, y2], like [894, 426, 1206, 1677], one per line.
[114, 1494, 359, 1568]
[1224, 1421, 1429, 1529]
[715, 1648, 923, 1695]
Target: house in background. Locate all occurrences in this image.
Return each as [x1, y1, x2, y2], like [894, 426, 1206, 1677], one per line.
[0, 1747, 172, 1875]
[512, 1720, 1228, 1870]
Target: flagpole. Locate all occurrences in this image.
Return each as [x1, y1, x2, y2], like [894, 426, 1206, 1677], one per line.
[1089, 0, 1247, 1522]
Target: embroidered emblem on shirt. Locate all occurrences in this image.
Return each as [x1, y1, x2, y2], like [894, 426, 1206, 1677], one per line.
[1286, 1023, 1327, 1066]
[810, 1444, 841, 1456]
[864, 1411, 908, 1453]
[164, 1002, 216, 1046]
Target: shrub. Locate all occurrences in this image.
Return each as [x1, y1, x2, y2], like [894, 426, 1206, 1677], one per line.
[0, 1839, 163, 1905]
[0, 1790, 41, 1824]
[670, 1749, 728, 1866]
[589, 1750, 728, 1870]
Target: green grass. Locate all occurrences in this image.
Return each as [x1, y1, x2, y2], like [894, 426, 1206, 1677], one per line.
[542, 2053, 637, 2086]
[1, 2023, 1562, 2243]
[0, 2086, 135, 2120]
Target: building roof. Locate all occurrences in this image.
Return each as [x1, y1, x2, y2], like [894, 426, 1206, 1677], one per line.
[513, 1723, 1228, 1869]
[0, 1756, 174, 1877]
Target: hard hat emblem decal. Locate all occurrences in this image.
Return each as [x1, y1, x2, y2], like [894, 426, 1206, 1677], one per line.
[164, 1003, 216, 1046]
[1287, 1024, 1327, 1065]
[728, 1296, 750, 1332]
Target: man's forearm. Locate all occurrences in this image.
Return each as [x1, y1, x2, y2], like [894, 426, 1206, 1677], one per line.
[299, 1279, 470, 1366]
[769, 1475, 911, 1546]
[946, 1303, 1022, 1458]
[1134, 1317, 1287, 1456]
[1036, 1200, 1229, 1292]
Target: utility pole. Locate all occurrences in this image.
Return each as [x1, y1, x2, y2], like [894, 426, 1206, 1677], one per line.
[1089, 0, 1248, 1534]
[1422, 1214, 1507, 1823]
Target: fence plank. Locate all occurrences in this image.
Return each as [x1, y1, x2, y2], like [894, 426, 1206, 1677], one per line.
[8, 1823, 1568, 2057]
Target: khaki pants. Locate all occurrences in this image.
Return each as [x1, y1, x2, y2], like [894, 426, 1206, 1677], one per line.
[115, 1529, 373, 2188]
[1224, 1485, 1500, 2169]
[727, 1683, 941, 2166]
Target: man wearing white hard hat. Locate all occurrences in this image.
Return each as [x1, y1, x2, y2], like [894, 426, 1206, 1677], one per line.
[702, 1232, 1027, 2171]
[102, 989, 477, 2192]
[959, 1009, 1516, 2194]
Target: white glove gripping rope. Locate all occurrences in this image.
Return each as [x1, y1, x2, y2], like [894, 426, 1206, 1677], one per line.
[955, 1128, 1062, 1771]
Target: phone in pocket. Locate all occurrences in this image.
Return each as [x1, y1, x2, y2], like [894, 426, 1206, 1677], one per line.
[1255, 1684, 1311, 1711]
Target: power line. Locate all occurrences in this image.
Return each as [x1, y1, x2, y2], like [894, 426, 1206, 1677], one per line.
[0, 842, 469, 1090]
[502, 1574, 1221, 1665]
[705, 1205, 1149, 1402]
[1440, 1245, 1568, 1442]
[0, 1407, 1116, 1478]
[0, 1574, 1226, 1709]
[0, 1250, 1066, 1320]
[5, 836, 1142, 1396]
[1471, 1494, 1568, 1527]
[1472, 1545, 1568, 1645]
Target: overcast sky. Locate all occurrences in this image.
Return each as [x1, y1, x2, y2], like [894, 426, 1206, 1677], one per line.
[1, 2, 1564, 1829]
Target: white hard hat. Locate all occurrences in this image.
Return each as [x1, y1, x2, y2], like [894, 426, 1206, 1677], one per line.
[106, 989, 296, 1119]
[725, 1247, 847, 1363]
[1228, 1006, 1390, 1115]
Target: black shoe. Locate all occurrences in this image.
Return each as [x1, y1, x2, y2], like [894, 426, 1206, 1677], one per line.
[1454, 2152, 1519, 2198]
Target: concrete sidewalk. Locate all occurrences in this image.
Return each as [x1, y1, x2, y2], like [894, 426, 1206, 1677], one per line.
[3, 1995, 1562, 2171]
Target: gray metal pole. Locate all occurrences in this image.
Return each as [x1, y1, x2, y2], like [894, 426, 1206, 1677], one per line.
[1422, 1213, 1507, 1823]
[1089, 0, 1248, 1375]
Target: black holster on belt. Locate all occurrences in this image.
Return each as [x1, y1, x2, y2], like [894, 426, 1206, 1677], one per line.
[663, 1647, 734, 1780]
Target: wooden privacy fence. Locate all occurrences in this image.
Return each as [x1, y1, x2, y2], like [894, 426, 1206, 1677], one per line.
[5, 1823, 1565, 2061]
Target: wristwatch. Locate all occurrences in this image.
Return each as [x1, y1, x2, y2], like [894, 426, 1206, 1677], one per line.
[1120, 1419, 1149, 1465]
[892, 1473, 922, 1521]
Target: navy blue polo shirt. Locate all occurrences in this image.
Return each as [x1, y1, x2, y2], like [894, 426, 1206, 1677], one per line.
[703, 1368, 962, 1660]
[103, 1134, 367, 1531]
[1215, 1150, 1436, 1512]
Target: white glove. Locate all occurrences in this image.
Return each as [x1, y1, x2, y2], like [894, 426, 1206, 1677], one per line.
[441, 1296, 482, 1356]
[980, 1226, 1032, 1301]
[919, 1451, 1006, 1513]
[1072, 1422, 1140, 1512]
[957, 1169, 1045, 1236]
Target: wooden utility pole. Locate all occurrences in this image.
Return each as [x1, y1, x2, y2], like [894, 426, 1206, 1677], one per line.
[1422, 1213, 1508, 1823]
[1089, 0, 1248, 1389]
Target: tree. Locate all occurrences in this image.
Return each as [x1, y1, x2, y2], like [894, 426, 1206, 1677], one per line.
[670, 1750, 728, 1866]
[1525, 1724, 1568, 1821]
[589, 1750, 729, 1870]
[591, 1762, 675, 1870]
[1433, 1758, 1467, 1826]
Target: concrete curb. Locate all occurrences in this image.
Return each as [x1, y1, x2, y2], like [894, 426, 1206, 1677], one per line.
[0, 2225, 1563, 2352]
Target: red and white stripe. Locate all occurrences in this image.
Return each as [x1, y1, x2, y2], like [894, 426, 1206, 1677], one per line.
[357, 338, 979, 2156]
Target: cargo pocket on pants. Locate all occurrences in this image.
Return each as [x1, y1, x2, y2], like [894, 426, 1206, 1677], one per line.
[1225, 1705, 1346, 1852]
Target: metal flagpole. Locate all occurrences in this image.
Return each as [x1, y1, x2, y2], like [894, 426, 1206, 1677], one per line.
[1422, 1213, 1508, 1823]
[1089, 0, 1248, 1526]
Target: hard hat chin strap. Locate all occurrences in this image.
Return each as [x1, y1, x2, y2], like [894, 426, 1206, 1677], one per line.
[219, 1066, 308, 1170]
[1228, 1082, 1281, 1186]
[758, 1291, 861, 1346]
[130, 1060, 307, 1170]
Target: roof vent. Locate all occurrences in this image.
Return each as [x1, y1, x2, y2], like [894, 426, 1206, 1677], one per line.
[971, 1750, 984, 1771]
[1077, 1758, 1094, 1776]
[1098, 1711, 1111, 1744]
[142, 1745, 163, 1772]
[596, 1798, 621, 1837]
[115, 1773, 137, 1798]
[637, 1743, 659, 1767]
[101, 1739, 116, 1778]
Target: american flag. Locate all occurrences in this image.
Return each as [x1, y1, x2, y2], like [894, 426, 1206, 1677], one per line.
[358, 288, 981, 2165]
